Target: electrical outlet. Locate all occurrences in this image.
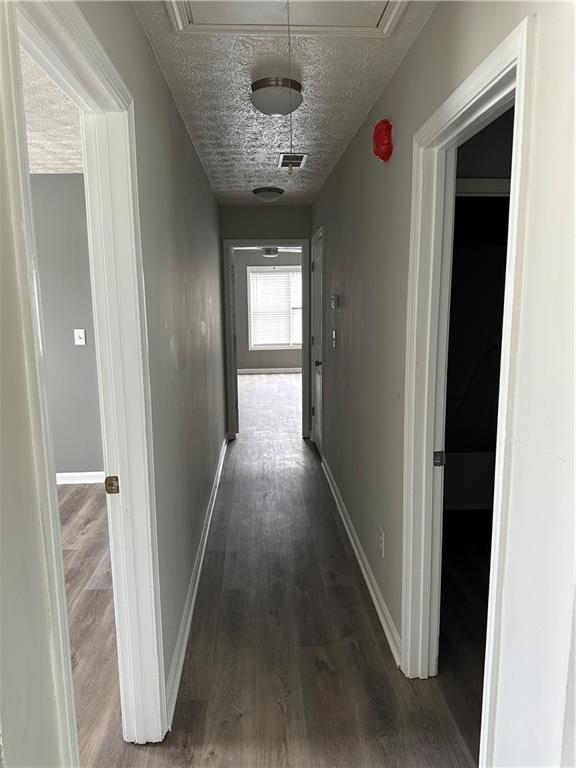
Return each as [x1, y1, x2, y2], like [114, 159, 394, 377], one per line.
[378, 527, 385, 559]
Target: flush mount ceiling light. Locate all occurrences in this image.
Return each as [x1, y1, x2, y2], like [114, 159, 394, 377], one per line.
[250, 1, 303, 118]
[262, 247, 279, 258]
[253, 186, 284, 203]
[250, 77, 303, 117]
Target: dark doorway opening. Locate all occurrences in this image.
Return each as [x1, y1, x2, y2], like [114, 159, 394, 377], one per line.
[438, 108, 514, 761]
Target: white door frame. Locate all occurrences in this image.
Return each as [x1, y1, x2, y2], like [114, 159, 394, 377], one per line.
[13, 1, 166, 745]
[400, 16, 534, 765]
[222, 238, 311, 438]
[310, 227, 324, 449]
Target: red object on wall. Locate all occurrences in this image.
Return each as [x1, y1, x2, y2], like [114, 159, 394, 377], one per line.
[373, 119, 393, 162]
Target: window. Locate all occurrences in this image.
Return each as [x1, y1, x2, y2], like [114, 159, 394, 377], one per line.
[247, 265, 302, 350]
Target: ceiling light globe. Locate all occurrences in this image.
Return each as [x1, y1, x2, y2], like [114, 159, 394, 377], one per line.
[253, 186, 285, 203]
[250, 77, 303, 116]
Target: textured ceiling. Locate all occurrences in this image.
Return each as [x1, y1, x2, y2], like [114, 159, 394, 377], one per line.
[19, 47, 83, 174]
[136, 2, 434, 204]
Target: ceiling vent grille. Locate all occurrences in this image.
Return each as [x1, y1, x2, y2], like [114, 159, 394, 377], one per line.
[278, 153, 308, 169]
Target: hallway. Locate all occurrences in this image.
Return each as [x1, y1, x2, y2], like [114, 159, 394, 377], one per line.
[125, 374, 473, 767]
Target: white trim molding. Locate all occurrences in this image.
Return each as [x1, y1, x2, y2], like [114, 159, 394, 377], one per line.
[17, 1, 167, 745]
[321, 457, 401, 666]
[400, 17, 534, 768]
[238, 368, 302, 375]
[165, 440, 227, 726]
[56, 471, 105, 485]
[164, 0, 408, 38]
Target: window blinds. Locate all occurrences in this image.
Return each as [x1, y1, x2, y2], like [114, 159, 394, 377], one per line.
[248, 265, 302, 349]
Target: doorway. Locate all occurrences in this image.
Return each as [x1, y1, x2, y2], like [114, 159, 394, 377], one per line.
[401, 18, 533, 766]
[437, 109, 514, 760]
[8, 1, 166, 750]
[238, 245, 303, 437]
[20, 40, 124, 762]
[223, 238, 311, 440]
[25, 131, 114, 762]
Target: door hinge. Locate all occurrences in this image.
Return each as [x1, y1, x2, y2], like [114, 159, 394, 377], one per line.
[311, 261, 315, 271]
[105, 475, 120, 494]
[311, 335, 315, 346]
[311, 406, 315, 416]
[433, 451, 446, 467]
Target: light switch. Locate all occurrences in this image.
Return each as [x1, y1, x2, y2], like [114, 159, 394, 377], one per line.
[74, 328, 86, 346]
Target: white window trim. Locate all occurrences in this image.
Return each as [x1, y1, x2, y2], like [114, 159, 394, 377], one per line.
[246, 264, 303, 351]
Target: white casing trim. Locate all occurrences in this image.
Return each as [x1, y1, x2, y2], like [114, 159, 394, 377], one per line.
[238, 368, 302, 375]
[56, 471, 105, 485]
[165, 439, 227, 726]
[320, 456, 402, 666]
[164, 0, 408, 37]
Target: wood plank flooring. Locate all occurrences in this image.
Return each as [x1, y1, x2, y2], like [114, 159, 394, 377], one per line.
[60, 374, 474, 767]
[58, 482, 124, 766]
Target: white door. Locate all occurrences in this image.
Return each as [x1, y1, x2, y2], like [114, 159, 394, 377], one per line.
[311, 229, 324, 449]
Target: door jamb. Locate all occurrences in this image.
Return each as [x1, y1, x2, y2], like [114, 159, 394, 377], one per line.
[400, 17, 534, 766]
[15, 1, 167, 744]
[222, 238, 311, 439]
[310, 226, 325, 449]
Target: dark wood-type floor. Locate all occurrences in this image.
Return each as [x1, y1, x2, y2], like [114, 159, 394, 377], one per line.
[60, 374, 474, 767]
[437, 509, 492, 761]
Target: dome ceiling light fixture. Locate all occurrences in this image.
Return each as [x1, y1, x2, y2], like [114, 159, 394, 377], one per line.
[249, 2, 302, 119]
[250, 77, 303, 117]
[253, 186, 284, 203]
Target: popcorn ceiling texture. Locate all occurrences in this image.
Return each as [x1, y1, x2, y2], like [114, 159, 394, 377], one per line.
[20, 47, 83, 174]
[135, 2, 434, 204]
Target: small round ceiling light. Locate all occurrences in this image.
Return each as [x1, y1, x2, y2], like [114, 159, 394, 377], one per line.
[250, 77, 303, 116]
[262, 247, 279, 258]
[253, 186, 284, 203]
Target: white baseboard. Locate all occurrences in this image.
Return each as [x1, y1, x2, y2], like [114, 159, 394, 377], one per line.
[320, 455, 402, 666]
[56, 471, 105, 485]
[237, 368, 302, 374]
[165, 438, 228, 727]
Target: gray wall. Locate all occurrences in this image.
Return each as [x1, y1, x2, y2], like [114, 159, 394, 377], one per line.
[219, 204, 312, 239]
[312, 3, 573, 764]
[233, 249, 302, 370]
[31, 174, 103, 473]
[81, 1, 226, 680]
